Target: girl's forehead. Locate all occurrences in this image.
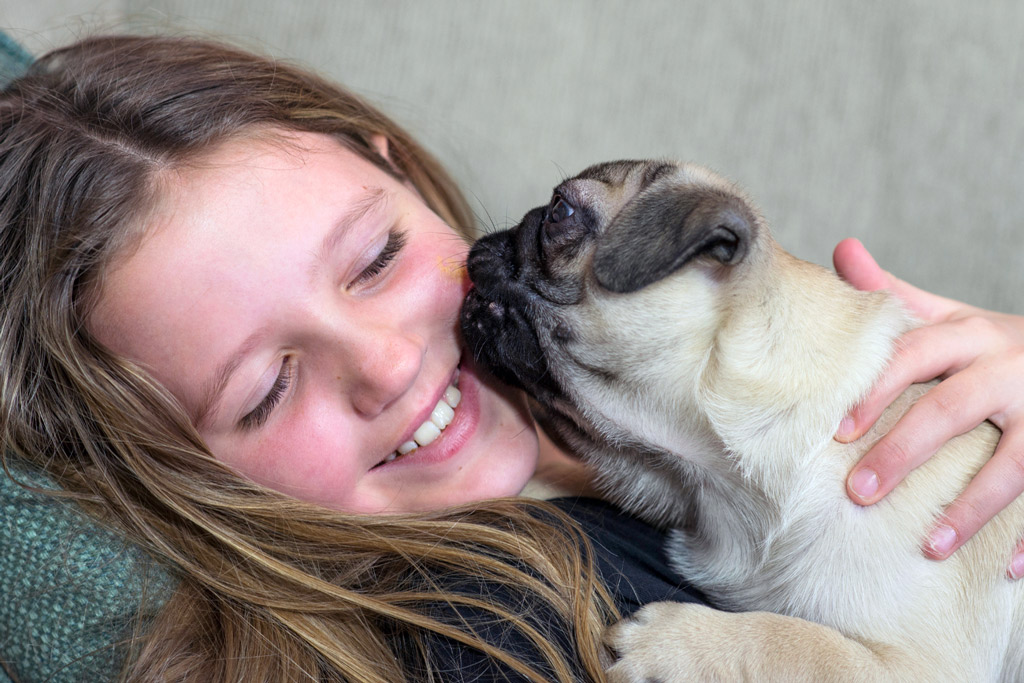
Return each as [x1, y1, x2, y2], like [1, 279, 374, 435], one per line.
[87, 132, 393, 381]
[171, 130, 343, 188]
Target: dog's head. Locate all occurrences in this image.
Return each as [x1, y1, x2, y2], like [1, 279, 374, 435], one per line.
[460, 160, 774, 458]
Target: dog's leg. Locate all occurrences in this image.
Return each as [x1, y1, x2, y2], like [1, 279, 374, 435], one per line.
[604, 602, 935, 683]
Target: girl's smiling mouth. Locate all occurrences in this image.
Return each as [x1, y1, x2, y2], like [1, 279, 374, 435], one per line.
[375, 366, 462, 467]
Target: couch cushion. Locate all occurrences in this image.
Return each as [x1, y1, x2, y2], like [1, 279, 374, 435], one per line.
[0, 31, 32, 89]
[1, 459, 175, 682]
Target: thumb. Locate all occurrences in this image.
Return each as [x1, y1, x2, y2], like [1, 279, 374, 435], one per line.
[833, 238, 892, 292]
[832, 238, 961, 322]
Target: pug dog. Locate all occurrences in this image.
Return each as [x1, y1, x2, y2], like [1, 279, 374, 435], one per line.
[460, 160, 1022, 681]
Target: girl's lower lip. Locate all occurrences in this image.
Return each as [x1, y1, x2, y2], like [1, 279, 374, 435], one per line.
[377, 361, 480, 471]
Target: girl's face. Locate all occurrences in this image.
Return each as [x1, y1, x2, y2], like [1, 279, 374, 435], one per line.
[90, 131, 539, 513]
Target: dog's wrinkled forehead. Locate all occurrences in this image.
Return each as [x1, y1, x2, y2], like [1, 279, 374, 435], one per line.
[574, 159, 671, 188]
[552, 160, 755, 293]
[560, 160, 671, 221]
[557, 160, 732, 227]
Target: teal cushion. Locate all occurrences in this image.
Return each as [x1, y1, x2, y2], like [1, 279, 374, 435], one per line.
[1, 461, 175, 681]
[1, 32, 176, 681]
[0, 31, 32, 89]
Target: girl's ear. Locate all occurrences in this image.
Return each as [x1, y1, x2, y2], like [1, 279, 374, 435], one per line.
[370, 133, 422, 197]
[369, 133, 391, 162]
[369, 133, 409, 183]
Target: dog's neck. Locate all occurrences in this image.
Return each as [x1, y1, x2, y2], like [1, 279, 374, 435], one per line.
[666, 248, 910, 533]
[635, 246, 915, 595]
[700, 247, 912, 492]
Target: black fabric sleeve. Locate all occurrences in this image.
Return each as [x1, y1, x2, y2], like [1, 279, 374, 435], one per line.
[550, 497, 709, 615]
[419, 497, 709, 682]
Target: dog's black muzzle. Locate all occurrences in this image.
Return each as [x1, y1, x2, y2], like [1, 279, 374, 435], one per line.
[460, 209, 564, 401]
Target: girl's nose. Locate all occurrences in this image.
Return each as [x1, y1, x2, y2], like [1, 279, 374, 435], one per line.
[347, 329, 425, 418]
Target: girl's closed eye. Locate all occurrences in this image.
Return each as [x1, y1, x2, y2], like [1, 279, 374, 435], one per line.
[240, 356, 295, 431]
[350, 230, 407, 288]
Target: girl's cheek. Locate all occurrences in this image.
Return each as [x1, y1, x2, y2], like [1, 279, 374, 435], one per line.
[256, 421, 357, 502]
[407, 235, 469, 305]
[436, 252, 470, 292]
[443, 237, 471, 293]
[434, 251, 472, 300]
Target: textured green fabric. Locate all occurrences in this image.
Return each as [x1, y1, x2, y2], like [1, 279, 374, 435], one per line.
[0, 32, 176, 682]
[1, 461, 176, 682]
[0, 32, 32, 89]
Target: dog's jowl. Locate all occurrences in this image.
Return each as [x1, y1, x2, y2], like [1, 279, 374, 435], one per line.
[460, 160, 1016, 682]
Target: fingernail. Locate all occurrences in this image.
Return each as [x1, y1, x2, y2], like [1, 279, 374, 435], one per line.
[927, 525, 958, 558]
[1009, 553, 1024, 580]
[848, 468, 879, 501]
[836, 416, 855, 441]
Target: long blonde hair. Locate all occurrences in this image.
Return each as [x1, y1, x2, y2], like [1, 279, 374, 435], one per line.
[0, 35, 617, 681]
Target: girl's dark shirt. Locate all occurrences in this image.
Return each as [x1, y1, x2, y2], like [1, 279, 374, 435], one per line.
[422, 496, 710, 681]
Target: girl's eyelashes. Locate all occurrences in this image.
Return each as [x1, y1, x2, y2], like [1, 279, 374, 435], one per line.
[240, 356, 295, 431]
[350, 230, 407, 287]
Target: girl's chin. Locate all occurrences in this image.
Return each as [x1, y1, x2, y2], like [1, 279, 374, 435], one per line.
[360, 462, 536, 513]
[415, 431, 540, 509]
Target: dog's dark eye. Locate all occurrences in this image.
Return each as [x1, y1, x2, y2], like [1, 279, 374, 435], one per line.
[549, 195, 575, 224]
[541, 192, 586, 250]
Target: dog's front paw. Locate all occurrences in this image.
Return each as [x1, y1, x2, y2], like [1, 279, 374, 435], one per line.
[604, 602, 737, 683]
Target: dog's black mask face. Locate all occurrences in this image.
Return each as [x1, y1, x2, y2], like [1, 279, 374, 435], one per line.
[460, 198, 590, 404]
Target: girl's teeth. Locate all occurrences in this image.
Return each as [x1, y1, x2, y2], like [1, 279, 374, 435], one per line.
[444, 385, 461, 407]
[380, 382, 463, 465]
[431, 400, 454, 429]
[413, 420, 441, 446]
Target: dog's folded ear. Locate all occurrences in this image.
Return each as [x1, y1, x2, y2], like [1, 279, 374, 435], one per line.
[593, 188, 756, 293]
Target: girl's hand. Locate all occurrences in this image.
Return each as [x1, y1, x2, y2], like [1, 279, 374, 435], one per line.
[832, 238, 1024, 575]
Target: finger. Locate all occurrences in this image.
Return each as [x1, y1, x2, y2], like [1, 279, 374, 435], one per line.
[1008, 539, 1024, 580]
[923, 428, 1024, 560]
[846, 365, 1003, 505]
[837, 322, 986, 443]
[832, 238, 892, 291]
[832, 238, 965, 322]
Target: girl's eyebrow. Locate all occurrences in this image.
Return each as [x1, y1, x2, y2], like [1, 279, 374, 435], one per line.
[310, 186, 389, 284]
[192, 186, 389, 430]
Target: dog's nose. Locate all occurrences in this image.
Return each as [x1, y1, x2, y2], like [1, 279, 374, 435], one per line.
[465, 230, 516, 297]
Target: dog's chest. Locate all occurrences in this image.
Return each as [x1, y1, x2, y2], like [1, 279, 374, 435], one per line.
[659, 460, 941, 635]
[668, 524, 937, 646]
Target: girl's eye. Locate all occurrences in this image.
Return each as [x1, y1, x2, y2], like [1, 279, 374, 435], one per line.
[240, 356, 294, 431]
[350, 230, 407, 287]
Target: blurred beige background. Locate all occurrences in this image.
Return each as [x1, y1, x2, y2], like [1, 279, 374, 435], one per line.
[5, 0, 1024, 313]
